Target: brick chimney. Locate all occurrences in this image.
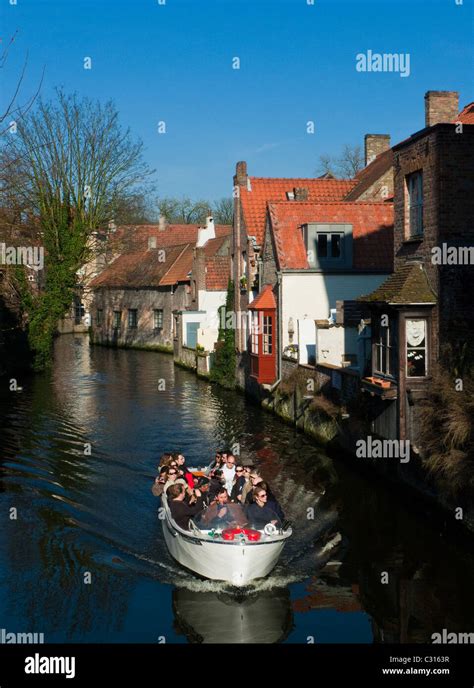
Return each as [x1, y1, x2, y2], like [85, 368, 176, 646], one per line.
[425, 91, 459, 127]
[234, 161, 248, 187]
[364, 134, 391, 166]
[294, 187, 309, 201]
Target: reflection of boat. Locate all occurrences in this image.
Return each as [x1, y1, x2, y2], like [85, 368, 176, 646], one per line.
[173, 588, 293, 643]
[161, 494, 292, 586]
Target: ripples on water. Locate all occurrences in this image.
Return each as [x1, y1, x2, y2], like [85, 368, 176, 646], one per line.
[0, 335, 473, 643]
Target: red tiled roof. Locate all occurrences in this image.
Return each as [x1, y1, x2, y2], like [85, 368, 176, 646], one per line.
[248, 284, 276, 310]
[344, 148, 394, 201]
[455, 102, 474, 125]
[159, 245, 194, 286]
[110, 223, 231, 252]
[90, 244, 192, 288]
[205, 255, 230, 291]
[240, 177, 357, 246]
[267, 201, 394, 271]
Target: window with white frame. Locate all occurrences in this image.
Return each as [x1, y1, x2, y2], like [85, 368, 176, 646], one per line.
[113, 310, 121, 329]
[263, 315, 272, 354]
[128, 309, 138, 328]
[375, 322, 392, 376]
[251, 311, 260, 354]
[154, 309, 163, 329]
[406, 319, 427, 377]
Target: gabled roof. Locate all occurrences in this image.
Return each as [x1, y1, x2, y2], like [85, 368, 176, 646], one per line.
[90, 244, 192, 288]
[205, 255, 230, 291]
[359, 262, 437, 304]
[267, 200, 394, 271]
[344, 148, 394, 201]
[159, 244, 194, 286]
[240, 177, 357, 246]
[110, 223, 231, 253]
[248, 284, 276, 310]
[455, 102, 474, 125]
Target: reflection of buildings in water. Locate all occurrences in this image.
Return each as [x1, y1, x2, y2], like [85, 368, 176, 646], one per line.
[292, 577, 362, 615]
[172, 588, 293, 643]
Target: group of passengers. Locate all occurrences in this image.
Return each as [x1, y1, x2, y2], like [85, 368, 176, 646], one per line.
[152, 451, 285, 533]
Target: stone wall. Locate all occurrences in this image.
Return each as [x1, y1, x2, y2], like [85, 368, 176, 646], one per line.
[90, 284, 188, 350]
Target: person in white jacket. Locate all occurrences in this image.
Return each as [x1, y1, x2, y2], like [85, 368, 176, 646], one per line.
[221, 454, 236, 495]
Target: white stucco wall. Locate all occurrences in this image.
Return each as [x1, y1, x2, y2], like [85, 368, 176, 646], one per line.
[281, 273, 386, 350]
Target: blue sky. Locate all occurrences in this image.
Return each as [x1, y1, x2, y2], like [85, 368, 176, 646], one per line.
[1, 0, 472, 202]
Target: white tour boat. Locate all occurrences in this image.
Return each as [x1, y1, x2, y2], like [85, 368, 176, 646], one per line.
[161, 493, 292, 587]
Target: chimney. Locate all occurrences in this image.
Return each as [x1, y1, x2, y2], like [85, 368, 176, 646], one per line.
[158, 215, 168, 232]
[425, 91, 459, 127]
[364, 134, 391, 166]
[293, 187, 308, 201]
[234, 161, 248, 187]
[196, 214, 216, 248]
[148, 236, 157, 249]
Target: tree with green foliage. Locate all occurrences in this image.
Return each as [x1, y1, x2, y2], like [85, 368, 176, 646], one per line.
[2, 89, 154, 368]
[210, 280, 236, 389]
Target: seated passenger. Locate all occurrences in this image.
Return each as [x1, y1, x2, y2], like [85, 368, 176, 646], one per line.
[174, 452, 195, 490]
[195, 477, 212, 506]
[198, 488, 248, 529]
[245, 472, 285, 520]
[152, 466, 169, 497]
[246, 488, 281, 530]
[162, 466, 187, 495]
[208, 469, 224, 502]
[230, 464, 246, 502]
[167, 483, 204, 531]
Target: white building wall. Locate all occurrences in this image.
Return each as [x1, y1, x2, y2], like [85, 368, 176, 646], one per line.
[281, 273, 386, 350]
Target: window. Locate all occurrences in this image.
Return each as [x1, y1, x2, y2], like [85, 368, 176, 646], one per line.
[113, 310, 121, 329]
[96, 309, 103, 326]
[303, 223, 352, 268]
[154, 309, 163, 329]
[251, 311, 260, 354]
[375, 323, 392, 376]
[128, 309, 138, 328]
[263, 315, 272, 354]
[407, 171, 423, 238]
[406, 319, 427, 377]
[316, 232, 343, 260]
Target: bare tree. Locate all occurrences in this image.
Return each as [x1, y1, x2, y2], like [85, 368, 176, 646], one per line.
[157, 197, 209, 224]
[212, 197, 233, 225]
[317, 144, 364, 179]
[1, 89, 155, 367]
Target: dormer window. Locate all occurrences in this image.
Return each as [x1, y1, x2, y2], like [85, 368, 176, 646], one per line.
[303, 223, 353, 269]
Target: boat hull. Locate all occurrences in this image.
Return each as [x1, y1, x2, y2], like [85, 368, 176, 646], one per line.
[161, 500, 291, 586]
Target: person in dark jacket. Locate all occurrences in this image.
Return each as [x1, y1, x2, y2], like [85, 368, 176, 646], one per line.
[208, 469, 224, 502]
[246, 487, 281, 530]
[230, 465, 246, 502]
[245, 473, 284, 521]
[167, 483, 204, 531]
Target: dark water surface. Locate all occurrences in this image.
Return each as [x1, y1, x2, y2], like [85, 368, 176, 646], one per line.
[0, 335, 473, 643]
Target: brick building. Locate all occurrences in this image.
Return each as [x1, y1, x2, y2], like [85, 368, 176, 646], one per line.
[360, 91, 474, 444]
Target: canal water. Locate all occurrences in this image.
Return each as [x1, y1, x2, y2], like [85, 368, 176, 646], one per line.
[0, 335, 473, 643]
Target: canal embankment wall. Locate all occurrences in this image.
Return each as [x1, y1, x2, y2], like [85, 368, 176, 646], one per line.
[235, 352, 474, 535]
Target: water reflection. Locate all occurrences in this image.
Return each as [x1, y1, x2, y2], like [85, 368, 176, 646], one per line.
[0, 334, 473, 643]
[173, 588, 293, 643]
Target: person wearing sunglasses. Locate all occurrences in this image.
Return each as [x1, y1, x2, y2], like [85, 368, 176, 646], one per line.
[162, 466, 187, 496]
[245, 471, 285, 520]
[230, 465, 247, 503]
[246, 488, 281, 530]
